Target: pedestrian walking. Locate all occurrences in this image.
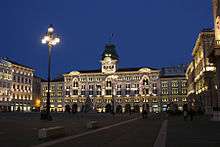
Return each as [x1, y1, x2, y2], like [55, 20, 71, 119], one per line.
[189, 108, 194, 121]
[183, 110, 188, 121]
[142, 110, 148, 119]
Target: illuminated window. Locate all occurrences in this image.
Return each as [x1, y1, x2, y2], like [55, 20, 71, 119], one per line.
[106, 81, 112, 87]
[134, 90, 139, 95]
[73, 90, 78, 95]
[58, 85, 63, 90]
[89, 90, 93, 95]
[161, 81, 168, 87]
[143, 79, 148, 85]
[81, 91, 85, 95]
[57, 92, 62, 96]
[125, 90, 130, 95]
[152, 89, 157, 94]
[105, 90, 112, 95]
[73, 81, 78, 87]
[181, 81, 187, 87]
[162, 98, 168, 102]
[181, 89, 187, 94]
[81, 85, 85, 89]
[17, 76, 20, 83]
[143, 89, 149, 95]
[89, 85, 94, 90]
[117, 91, 121, 95]
[172, 88, 178, 94]
[171, 81, 178, 87]
[126, 84, 131, 88]
[117, 84, 122, 89]
[162, 88, 168, 95]
[97, 90, 101, 95]
[51, 86, 55, 90]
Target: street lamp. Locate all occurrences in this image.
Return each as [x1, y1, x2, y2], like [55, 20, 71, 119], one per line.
[41, 24, 60, 120]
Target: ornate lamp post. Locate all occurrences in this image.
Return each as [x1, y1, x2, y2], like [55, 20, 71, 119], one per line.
[41, 24, 60, 120]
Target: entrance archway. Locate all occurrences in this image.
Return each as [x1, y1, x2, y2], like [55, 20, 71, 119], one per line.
[105, 104, 112, 113]
[72, 103, 78, 113]
[116, 105, 122, 113]
[134, 105, 140, 113]
[125, 104, 131, 113]
[65, 104, 71, 113]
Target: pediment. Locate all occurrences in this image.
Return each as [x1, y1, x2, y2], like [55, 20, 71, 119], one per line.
[69, 71, 80, 76]
[138, 67, 151, 73]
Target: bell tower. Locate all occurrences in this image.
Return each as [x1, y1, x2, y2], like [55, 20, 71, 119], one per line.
[101, 43, 119, 74]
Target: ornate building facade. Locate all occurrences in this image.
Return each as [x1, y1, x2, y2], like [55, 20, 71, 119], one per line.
[33, 76, 43, 111]
[0, 57, 34, 112]
[186, 29, 217, 114]
[160, 65, 188, 112]
[41, 76, 64, 112]
[0, 58, 13, 111]
[63, 43, 161, 113]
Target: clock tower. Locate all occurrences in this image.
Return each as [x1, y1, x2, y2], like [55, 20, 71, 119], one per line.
[101, 43, 119, 74]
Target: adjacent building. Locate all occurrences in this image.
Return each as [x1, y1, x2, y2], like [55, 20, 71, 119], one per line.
[0, 58, 13, 111]
[33, 76, 43, 111]
[160, 64, 188, 111]
[186, 61, 196, 109]
[41, 76, 64, 112]
[0, 57, 34, 112]
[186, 29, 217, 114]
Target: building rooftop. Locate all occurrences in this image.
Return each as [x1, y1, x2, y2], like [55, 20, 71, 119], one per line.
[160, 64, 187, 77]
[51, 75, 64, 82]
[160, 75, 186, 78]
[66, 67, 158, 74]
[2, 57, 34, 70]
[34, 75, 47, 82]
[101, 43, 119, 60]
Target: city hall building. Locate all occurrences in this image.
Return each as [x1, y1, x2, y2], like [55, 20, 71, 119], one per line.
[63, 43, 161, 113]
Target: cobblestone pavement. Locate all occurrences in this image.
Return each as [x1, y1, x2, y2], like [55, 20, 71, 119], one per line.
[0, 112, 145, 147]
[167, 115, 220, 147]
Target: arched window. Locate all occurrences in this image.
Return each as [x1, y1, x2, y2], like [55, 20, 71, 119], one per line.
[73, 81, 78, 87]
[143, 79, 148, 85]
[106, 81, 112, 87]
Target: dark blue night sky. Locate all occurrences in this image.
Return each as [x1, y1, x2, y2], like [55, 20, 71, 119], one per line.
[0, 0, 213, 79]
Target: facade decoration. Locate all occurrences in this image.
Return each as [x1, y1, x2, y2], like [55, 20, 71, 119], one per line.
[187, 29, 217, 114]
[160, 65, 188, 112]
[63, 43, 161, 113]
[0, 57, 34, 112]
